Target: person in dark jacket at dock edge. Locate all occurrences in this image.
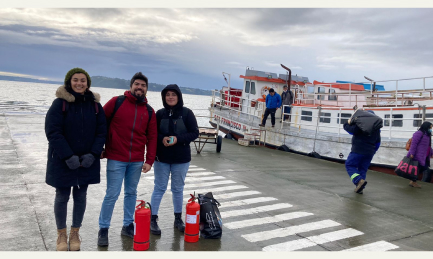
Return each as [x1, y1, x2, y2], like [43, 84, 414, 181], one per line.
[45, 67, 107, 251]
[407, 121, 433, 188]
[97, 72, 157, 246]
[259, 88, 281, 128]
[150, 84, 199, 235]
[344, 110, 381, 194]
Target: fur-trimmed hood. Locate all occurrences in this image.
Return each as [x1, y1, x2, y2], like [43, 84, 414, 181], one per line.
[55, 85, 101, 103]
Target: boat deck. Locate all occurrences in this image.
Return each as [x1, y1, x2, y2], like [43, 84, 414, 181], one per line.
[1, 113, 433, 251]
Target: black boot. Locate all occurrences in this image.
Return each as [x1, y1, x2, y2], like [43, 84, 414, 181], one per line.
[150, 215, 161, 235]
[174, 213, 185, 232]
[97, 228, 109, 246]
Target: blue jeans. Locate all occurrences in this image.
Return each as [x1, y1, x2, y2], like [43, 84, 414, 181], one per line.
[151, 161, 190, 215]
[99, 159, 143, 228]
[345, 152, 374, 185]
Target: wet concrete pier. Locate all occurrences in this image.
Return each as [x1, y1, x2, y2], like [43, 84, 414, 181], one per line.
[1, 113, 433, 251]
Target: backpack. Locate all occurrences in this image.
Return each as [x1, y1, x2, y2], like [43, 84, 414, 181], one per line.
[198, 192, 222, 239]
[107, 95, 153, 133]
[405, 138, 412, 151]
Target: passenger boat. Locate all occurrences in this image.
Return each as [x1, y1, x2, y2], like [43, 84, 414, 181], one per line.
[208, 64, 433, 169]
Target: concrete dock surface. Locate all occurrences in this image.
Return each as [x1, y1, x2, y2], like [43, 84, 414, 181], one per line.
[1, 113, 433, 251]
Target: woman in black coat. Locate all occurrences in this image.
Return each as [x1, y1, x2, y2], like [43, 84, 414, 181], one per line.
[45, 68, 106, 251]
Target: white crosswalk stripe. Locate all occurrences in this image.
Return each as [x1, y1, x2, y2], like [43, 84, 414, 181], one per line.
[183, 190, 261, 202]
[242, 219, 341, 242]
[225, 212, 314, 230]
[188, 168, 206, 171]
[183, 180, 236, 188]
[221, 203, 292, 218]
[145, 175, 225, 181]
[189, 165, 198, 168]
[262, 228, 363, 251]
[341, 241, 399, 251]
[187, 172, 216, 176]
[221, 197, 278, 208]
[182, 185, 248, 195]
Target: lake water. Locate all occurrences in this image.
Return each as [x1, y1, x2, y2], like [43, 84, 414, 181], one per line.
[0, 80, 213, 128]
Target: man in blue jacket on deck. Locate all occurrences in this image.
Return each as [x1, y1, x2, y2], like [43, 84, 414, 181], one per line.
[259, 88, 281, 128]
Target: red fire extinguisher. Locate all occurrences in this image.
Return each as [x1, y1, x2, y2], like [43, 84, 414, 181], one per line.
[184, 193, 200, 243]
[133, 200, 151, 251]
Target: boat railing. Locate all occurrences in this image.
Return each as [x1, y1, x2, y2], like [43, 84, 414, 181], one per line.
[281, 104, 429, 140]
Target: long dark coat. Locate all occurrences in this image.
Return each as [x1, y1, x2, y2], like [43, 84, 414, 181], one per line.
[45, 86, 107, 188]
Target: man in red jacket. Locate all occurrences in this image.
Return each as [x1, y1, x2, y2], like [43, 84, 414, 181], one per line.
[97, 72, 157, 246]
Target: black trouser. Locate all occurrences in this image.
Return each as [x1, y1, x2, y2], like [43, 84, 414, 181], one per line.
[54, 185, 89, 229]
[262, 108, 276, 126]
[420, 165, 432, 182]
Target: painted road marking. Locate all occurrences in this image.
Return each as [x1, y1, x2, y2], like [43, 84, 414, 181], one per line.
[225, 212, 314, 230]
[190, 165, 198, 168]
[341, 241, 399, 251]
[221, 197, 278, 208]
[182, 185, 248, 195]
[145, 176, 225, 181]
[188, 168, 206, 171]
[221, 203, 292, 218]
[262, 228, 363, 251]
[242, 219, 341, 242]
[183, 190, 261, 202]
[167, 180, 236, 190]
[187, 172, 216, 176]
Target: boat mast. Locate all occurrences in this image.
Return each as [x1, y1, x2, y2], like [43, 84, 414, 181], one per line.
[281, 64, 292, 91]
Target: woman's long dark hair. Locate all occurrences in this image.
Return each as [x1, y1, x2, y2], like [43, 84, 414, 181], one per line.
[419, 121, 433, 136]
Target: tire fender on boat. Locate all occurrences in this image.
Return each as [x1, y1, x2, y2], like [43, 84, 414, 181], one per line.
[277, 145, 290, 152]
[225, 133, 234, 140]
[308, 151, 321, 159]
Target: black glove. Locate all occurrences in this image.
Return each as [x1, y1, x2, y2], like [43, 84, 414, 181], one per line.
[65, 155, 80, 170]
[80, 153, 95, 168]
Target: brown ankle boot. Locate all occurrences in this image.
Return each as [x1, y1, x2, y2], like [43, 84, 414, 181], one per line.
[56, 228, 68, 251]
[69, 227, 81, 251]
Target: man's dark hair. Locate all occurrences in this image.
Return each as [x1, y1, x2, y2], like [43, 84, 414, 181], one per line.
[130, 72, 148, 88]
[269, 88, 275, 93]
[283, 85, 288, 89]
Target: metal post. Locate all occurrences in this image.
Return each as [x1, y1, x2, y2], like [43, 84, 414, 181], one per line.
[349, 84, 352, 108]
[389, 108, 393, 140]
[424, 77, 426, 92]
[338, 107, 341, 138]
[422, 105, 426, 122]
[395, 80, 398, 107]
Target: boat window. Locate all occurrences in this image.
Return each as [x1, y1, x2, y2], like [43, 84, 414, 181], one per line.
[384, 114, 403, 127]
[337, 113, 352, 124]
[307, 86, 315, 93]
[251, 82, 256, 94]
[301, 111, 313, 122]
[245, 81, 250, 93]
[413, 113, 433, 127]
[319, 112, 331, 123]
[328, 89, 337, 101]
[317, 87, 325, 100]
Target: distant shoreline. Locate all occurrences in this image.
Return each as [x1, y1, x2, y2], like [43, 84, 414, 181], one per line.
[0, 75, 213, 96]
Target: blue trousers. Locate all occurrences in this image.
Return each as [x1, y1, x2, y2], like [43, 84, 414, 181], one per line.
[151, 161, 190, 215]
[345, 152, 374, 185]
[99, 159, 144, 228]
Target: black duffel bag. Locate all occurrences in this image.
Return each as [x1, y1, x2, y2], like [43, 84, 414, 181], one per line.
[350, 109, 383, 135]
[198, 192, 222, 239]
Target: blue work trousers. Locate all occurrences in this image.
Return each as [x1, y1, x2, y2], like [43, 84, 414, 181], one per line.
[345, 152, 374, 185]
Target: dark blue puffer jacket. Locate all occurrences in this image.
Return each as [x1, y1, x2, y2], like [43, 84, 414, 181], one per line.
[45, 86, 106, 188]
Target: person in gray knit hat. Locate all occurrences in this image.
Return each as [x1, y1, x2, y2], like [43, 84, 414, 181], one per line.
[45, 67, 106, 251]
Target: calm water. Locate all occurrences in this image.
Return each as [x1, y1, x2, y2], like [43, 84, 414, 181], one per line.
[0, 80, 213, 128]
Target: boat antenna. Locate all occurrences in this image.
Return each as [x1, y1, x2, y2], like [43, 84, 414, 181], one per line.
[281, 64, 292, 91]
[222, 74, 228, 85]
[364, 76, 376, 92]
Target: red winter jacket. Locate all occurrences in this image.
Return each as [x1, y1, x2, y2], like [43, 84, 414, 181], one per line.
[103, 91, 157, 165]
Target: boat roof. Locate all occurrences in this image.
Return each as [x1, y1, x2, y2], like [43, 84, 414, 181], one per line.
[313, 80, 365, 91]
[337, 81, 385, 91]
[241, 69, 310, 86]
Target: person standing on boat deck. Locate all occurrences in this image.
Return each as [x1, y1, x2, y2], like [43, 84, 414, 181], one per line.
[281, 85, 294, 122]
[344, 110, 381, 194]
[150, 84, 199, 235]
[97, 72, 157, 246]
[259, 88, 281, 128]
[407, 121, 433, 188]
[45, 68, 107, 251]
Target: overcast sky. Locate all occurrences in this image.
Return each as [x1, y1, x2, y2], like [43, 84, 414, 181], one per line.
[0, 8, 432, 90]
